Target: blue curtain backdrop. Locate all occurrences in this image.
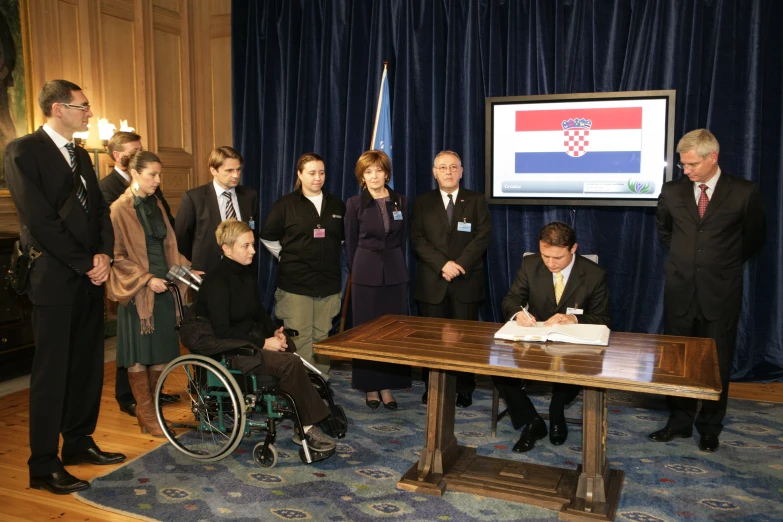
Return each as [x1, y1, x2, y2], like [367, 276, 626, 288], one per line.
[231, 0, 783, 382]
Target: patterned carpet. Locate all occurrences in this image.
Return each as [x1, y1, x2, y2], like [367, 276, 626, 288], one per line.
[76, 365, 783, 521]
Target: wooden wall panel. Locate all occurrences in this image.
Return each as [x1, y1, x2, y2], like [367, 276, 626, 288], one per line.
[0, 0, 230, 233]
[99, 13, 139, 132]
[57, 1, 84, 84]
[153, 28, 185, 150]
[210, 37, 232, 147]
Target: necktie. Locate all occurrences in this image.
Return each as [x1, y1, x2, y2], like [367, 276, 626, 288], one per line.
[223, 191, 237, 220]
[697, 184, 709, 219]
[446, 193, 454, 226]
[65, 143, 88, 212]
[554, 272, 565, 305]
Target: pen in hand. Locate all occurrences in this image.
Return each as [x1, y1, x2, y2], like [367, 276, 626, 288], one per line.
[517, 305, 536, 326]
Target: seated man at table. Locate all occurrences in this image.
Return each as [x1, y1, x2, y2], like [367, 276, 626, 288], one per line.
[494, 221, 610, 452]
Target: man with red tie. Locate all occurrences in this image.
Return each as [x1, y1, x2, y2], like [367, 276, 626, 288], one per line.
[651, 129, 766, 452]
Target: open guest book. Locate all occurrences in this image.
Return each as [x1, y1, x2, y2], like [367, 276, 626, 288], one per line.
[494, 321, 611, 346]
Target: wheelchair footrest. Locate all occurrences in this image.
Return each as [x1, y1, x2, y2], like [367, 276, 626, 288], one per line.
[299, 446, 335, 464]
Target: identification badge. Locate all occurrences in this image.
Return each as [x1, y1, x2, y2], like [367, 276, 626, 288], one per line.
[249, 219, 255, 230]
[313, 228, 326, 238]
[457, 221, 472, 232]
[392, 211, 403, 221]
[566, 307, 584, 315]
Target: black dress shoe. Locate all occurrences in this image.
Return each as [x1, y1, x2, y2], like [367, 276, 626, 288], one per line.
[549, 420, 568, 445]
[513, 417, 548, 453]
[30, 470, 90, 494]
[455, 392, 473, 408]
[365, 398, 380, 409]
[62, 447, 127, 466]
[159, 392, 181, 404]
[421, 391, 428, 404]
[118, 400, 137, 417]
[382, 400, 398, 410]
[648, 426, 693, 442]
[699, 434, 719, 452]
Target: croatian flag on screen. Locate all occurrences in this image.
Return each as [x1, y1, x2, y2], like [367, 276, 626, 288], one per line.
[514, 108, 642, 174]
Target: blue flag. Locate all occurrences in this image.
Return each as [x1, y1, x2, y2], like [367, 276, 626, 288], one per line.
[371, 66, 393, 188]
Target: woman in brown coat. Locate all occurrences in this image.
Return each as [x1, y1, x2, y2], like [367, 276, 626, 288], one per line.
[107, 151, 192, 436]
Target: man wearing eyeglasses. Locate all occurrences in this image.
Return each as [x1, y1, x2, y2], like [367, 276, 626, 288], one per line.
[410, 150, 491, 408]
[652, 129, 766, 452]
[5, 80, 125, 494]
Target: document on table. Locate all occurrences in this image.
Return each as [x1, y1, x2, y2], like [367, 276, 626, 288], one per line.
[493, 321, 611, 346]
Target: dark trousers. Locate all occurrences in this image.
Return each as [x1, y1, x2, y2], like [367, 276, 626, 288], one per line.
[247, 350, 330, 427]
[28, 288, 105, 476]
[493, 376, 581, 429]
[115, 367, 134, 404]
[418, 284, 478, 396]
[664, 300, 738, 436]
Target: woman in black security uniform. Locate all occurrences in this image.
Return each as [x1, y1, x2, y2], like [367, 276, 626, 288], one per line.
[195, 219, 335, 452]
[260, 152, 346, 377]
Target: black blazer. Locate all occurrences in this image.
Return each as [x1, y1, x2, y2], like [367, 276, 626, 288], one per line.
[410, 187, 491, 304]
[501, 254, 611, 326]
[656, 171, 765, 321]
[175, 182, 258, 273]
[345, 187, 409, 287]
[99, 167, 175, 225]
[4, 127, 114, 305]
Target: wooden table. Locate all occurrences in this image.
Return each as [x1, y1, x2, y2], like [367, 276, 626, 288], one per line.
[314, 315, 721, 521]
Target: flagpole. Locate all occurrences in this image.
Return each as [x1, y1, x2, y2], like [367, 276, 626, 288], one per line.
[370, 61, 389, 148]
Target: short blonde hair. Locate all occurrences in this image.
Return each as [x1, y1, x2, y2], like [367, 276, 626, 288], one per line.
[215, 219, 252, 247]
[676, 129, 720, 158]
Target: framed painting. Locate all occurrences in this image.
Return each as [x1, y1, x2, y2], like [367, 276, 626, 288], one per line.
[0, 0, 33, 192]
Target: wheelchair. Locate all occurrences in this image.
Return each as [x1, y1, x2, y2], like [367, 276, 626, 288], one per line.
[152, 283, 347, 468]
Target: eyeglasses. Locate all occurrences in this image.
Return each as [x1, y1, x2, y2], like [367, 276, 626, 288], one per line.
[676, 158, 707, 170]
[60, 103, 91, 112]
[436, 164, 460, 173]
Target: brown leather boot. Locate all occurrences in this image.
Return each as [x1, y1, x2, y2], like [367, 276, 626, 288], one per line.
[150, 369, 181, 404]
[128, 369, 165, 437]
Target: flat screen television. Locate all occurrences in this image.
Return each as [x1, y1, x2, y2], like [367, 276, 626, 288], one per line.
[485, 90, 676, 206]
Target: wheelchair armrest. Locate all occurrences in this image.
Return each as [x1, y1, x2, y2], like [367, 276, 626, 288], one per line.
[220, 346, 258, 357]
[283, 328, 299, 338]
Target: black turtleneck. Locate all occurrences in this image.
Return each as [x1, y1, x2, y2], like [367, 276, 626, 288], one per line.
[194, 256, 277, 342]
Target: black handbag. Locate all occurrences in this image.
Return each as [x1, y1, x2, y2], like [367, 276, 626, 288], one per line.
[7, 240, 41, 295]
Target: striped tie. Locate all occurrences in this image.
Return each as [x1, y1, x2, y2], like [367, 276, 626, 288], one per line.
[223, 191, 237, 220]
[65, 143, 88, 212]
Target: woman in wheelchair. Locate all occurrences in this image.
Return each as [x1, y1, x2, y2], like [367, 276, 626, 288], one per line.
[108, 151, 194, 437]
[192, 219, 335, 452]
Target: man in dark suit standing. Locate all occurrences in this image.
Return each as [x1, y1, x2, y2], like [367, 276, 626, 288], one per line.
[410, 150, 491, 408]
[650, 129, 766, 452]
[5, 80, 126, 494]
[99, 131, 177, 417]
[495, 222, 610, 452]
[176, 146, 258, 274]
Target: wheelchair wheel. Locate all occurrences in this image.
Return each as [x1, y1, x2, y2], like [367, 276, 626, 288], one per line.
[155, 354, 247, 462]
[252, 442, 277, 468]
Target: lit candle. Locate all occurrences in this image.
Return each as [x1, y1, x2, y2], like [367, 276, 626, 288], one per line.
[119, 120, 135, 132]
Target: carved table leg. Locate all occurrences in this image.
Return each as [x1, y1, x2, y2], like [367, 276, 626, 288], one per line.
[397, 368, 458, 494]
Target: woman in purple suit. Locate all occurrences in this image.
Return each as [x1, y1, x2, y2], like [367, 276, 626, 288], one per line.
[345, 150, 411, 410]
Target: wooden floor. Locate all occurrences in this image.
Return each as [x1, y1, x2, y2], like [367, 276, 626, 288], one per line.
[0, 361, 780, 522]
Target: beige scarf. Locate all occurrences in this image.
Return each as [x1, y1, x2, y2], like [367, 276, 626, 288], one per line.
[107, 187, 189, 334]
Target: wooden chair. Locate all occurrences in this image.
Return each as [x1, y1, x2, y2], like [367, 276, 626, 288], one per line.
[490, 253, 598, 437]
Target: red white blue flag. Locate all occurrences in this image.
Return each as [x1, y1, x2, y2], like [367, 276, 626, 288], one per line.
[514, 107, 643, 174]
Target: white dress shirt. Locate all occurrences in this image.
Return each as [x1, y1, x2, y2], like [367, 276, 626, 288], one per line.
[439, 188, 459, 209]
[42, 124, 87, 187]
[213, 181, 242, 221]
[692, 168, 721, 204]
